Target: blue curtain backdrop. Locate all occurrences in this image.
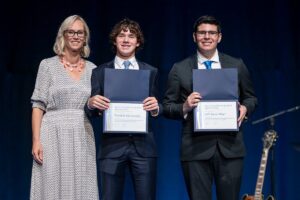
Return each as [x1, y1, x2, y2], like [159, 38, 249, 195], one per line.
[1, 0, 299, 199]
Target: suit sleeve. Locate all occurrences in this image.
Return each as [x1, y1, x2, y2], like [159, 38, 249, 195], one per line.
[149, 68, 162, 116]
[163, 64, 184, 119]
[238, 59, 258, 116]
[84, 67, 102, 118]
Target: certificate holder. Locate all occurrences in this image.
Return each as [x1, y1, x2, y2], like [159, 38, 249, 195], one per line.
[193, 68, 239, 132]
[103, 68, 150, 133]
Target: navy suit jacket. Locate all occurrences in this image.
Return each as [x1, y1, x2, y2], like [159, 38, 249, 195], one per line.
[85, 60, 160, 159]
[163, 53, 258, 161]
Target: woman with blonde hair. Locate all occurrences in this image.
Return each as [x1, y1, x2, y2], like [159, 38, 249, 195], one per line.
[30, 15, 99, 200]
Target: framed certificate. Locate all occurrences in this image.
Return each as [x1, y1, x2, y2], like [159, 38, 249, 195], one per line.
[193, 100, 239, 132]
[103, 101, 148, 133]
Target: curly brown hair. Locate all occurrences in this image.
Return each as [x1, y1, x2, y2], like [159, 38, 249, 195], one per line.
[109, 18, 144, 53]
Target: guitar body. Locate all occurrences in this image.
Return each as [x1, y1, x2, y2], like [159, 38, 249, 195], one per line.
[242, 193, 261, 200]
[266, 195, 276, 200]
[242, 194, 275, 200]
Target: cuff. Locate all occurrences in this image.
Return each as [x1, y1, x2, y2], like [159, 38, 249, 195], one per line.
[150, 107, 159, 117]
[87, 98, 94, 110]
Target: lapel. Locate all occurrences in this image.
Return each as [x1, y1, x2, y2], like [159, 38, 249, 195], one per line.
[105, 60, 115, 69]
[219, 52, 230, 69]
[137, 60, 146, 70]
[191, 54, 198, 70]
[99, 61, 114, 92]
[185, 54, 198, 91]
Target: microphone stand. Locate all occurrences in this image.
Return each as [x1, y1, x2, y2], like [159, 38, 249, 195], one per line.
[252, 105, 300, 199]
[252, 106, 300, 125]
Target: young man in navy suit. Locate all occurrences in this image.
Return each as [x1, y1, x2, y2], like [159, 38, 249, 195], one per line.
[85, 18, 160, 200]
[163, 15, 257, 200]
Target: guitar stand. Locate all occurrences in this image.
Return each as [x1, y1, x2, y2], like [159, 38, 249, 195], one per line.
[266, 127, 277, 199]
[268, 118, 276, 198]
[252, 105, 300, 200]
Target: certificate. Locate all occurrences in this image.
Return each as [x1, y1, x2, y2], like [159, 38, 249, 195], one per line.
[103, 102, 148, 133]
[103, 69, 150, 134]
[193, 68, 239, 132]
[194, 101, 238, 131]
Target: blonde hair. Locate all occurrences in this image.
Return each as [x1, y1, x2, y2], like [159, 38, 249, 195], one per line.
[53, 15, 91, 58]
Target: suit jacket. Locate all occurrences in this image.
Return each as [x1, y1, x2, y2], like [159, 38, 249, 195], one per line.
[163, 53, 257, 161]
[85, 60, 160, 159]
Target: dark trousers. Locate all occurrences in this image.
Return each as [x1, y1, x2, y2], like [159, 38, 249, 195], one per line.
[182, 147, 243, 200]
[100, 143, 156, 200]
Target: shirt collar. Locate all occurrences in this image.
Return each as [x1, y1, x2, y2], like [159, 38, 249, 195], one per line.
[197, 49, 220, 64]
[114, 56, 138, 69]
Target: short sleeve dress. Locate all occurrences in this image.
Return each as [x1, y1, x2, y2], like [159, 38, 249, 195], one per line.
[30, 56, 99, 200]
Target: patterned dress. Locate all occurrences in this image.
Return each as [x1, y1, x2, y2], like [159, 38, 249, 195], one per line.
[30, 56, 99, 200]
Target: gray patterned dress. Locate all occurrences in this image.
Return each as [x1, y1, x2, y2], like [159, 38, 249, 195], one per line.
[30, 56, 99, 200]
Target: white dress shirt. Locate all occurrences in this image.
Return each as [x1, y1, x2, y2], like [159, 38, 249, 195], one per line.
[114, 56, 139, 70]
[197, 50, 222, 69]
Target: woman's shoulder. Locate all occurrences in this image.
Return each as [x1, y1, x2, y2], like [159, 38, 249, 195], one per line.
[84, 59, 97, 69]
[41, 55, 59, 63]
[37, 56, 59, 72]
[39, 56, 60, 68]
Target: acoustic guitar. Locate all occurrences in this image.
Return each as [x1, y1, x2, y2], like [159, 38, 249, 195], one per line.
[242, 130, 277, 200]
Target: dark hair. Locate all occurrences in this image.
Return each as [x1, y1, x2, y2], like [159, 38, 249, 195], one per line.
[109, 18, 144, 52]
[193, 15, 221, 33]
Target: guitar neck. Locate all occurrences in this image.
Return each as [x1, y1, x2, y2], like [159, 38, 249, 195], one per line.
[254, 148, 270, 199]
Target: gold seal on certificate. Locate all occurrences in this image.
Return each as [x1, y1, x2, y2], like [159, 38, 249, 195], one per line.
[194, 101, 238, 131]
[104, 102, 148, 133]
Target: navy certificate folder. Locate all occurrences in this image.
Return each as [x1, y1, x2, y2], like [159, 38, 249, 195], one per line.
[103, 68, 150, 134]
[193, 68, 238, 100]
[104, 68, 150, 101]
[192, 68, 238, 132]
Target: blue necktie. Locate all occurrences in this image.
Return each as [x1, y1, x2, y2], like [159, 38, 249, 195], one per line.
[203, 60, 213, 70]
[123, 60, 131, 69]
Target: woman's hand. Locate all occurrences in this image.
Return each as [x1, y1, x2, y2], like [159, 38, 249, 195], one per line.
[32, 141, 43, 165]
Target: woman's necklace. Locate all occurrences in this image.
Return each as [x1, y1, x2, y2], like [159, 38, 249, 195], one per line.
[60, 56, 84, 72]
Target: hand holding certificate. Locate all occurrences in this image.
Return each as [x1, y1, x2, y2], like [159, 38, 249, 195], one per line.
[103, 68, 150, 133]
[193, 68, 239, 132]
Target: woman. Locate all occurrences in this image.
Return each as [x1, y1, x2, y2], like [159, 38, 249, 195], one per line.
[30, 15, 98, 200]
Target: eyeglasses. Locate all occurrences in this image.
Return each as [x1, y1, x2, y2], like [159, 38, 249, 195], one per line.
[196, 31, 219, 37]
[64, 30, 85, 38]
